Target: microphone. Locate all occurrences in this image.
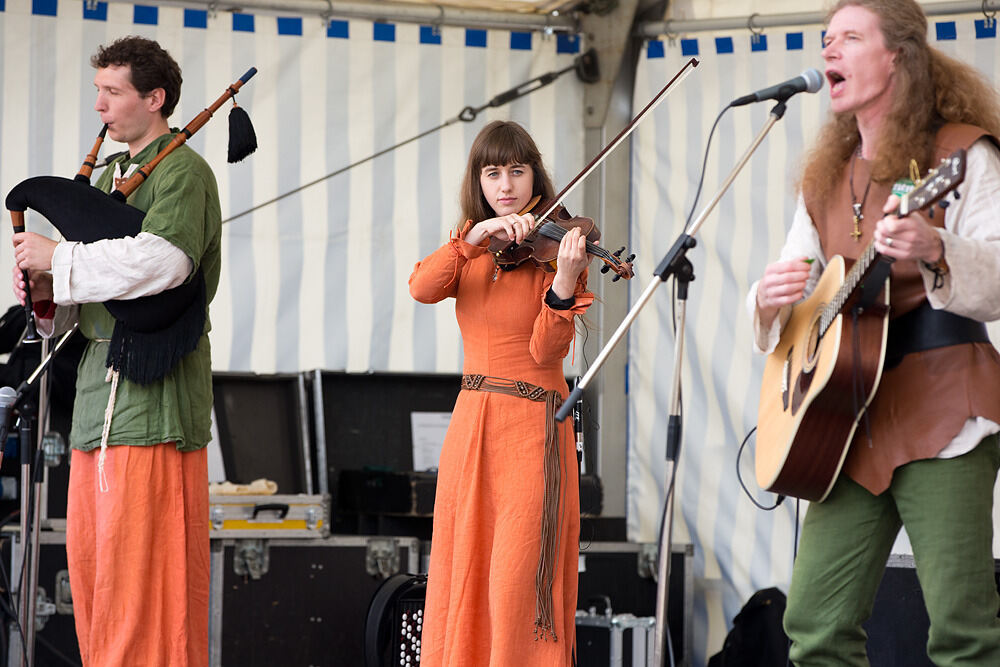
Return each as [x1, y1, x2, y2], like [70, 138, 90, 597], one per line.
[730, 68, 824, 107]
[94, 150, 129, 169]
[0, 386, 17, 459]
[572, 378, 585, 474]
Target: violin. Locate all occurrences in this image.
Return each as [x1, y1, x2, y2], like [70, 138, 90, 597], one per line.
[488, 195, 635, 281]
[486, 57, 699, 284]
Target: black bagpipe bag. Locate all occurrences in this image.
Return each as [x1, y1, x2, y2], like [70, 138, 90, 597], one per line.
[6, 175, 206, 385]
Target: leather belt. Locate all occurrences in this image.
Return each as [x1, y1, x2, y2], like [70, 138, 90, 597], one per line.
[885, 301, 990, 369]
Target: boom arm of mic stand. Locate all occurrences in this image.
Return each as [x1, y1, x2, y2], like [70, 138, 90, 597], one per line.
[552, 101, 788, 667]
[554, 100, 787, 424]
[13, 324, 79, 409]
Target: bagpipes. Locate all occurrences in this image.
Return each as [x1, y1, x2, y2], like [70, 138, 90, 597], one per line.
[6, 68, 258, 385]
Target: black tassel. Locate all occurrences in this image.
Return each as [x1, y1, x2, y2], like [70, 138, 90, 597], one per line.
[228, 102, 257, 163]
[106, 277, 207, 386]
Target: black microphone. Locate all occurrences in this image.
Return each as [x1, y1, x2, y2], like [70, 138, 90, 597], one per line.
[0, 386, 17, 457]
[94, 150, 129, 169]
[730, 68, 824, 107]
[573, 387, 585, 473]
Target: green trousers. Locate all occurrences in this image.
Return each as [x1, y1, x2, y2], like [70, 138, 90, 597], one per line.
[785, 435, 1000, 666]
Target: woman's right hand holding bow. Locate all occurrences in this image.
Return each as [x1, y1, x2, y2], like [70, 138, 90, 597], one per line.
[464, 213, 535, 247]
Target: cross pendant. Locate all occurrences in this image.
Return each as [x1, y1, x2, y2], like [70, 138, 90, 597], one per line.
[851, 203, 863, 240]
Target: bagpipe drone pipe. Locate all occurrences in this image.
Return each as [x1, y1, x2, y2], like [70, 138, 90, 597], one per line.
[5, 68, 257, 386]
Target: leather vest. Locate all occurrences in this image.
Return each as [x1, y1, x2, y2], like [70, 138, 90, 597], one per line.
[805, 124, 1000, 494]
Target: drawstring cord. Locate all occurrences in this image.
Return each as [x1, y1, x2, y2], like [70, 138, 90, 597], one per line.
[98, 367, 120, 493]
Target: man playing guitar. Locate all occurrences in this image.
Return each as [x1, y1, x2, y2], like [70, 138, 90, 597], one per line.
[749, 0, 1000, 663]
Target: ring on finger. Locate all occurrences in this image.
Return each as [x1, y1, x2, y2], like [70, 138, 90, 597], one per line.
[885, 237, 893, 247]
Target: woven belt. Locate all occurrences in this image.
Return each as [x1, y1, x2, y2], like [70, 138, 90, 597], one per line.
[461, 374, 555, 403]
[460, 373, 565, 641]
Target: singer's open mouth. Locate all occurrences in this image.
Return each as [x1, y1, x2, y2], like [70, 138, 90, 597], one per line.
[827, 71, 845, 87]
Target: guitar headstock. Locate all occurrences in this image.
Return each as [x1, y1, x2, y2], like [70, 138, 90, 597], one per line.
[898, 149, 966, 217]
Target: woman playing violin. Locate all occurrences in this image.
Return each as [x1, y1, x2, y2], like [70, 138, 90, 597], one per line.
[409, 120, 593, 666]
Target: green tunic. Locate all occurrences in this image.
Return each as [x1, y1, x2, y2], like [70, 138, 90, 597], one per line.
[69, 132, 221, 452]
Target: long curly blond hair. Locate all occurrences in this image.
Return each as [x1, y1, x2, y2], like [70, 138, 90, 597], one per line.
[800, 0, 1000, 207]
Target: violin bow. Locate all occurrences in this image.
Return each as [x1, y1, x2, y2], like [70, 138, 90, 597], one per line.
[531, 57, 700, 226]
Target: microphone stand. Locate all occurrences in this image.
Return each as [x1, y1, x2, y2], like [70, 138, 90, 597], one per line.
[555, 100, 789, 667]
[10, 325, 78, 667]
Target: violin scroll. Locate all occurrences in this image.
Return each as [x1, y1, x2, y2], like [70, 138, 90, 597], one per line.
[601, 246, 637, 282]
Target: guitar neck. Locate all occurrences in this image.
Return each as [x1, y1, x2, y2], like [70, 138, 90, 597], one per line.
[817, 149, 964, 337]
[819, 240, 890, 338]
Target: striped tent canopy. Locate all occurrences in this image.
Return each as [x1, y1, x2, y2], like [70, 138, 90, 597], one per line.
[0, 0, 587, 375]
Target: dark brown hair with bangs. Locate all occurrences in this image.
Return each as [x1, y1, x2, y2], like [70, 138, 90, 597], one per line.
[800, 0, 1000, 207]
[458, 120, 554, 227]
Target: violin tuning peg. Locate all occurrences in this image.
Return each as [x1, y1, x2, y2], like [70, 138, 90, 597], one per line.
[600, 265, 611, 274]
[953, 190, 961, 200]
[928, 207, 934, 219]
[626, 253, 636, 263]
[613, 246, 625, 258]
[938, 200, 949, 210]
[612, 274, 622, 282]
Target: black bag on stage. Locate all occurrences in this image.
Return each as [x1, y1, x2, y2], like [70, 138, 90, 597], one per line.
[708, 587, 789, 667]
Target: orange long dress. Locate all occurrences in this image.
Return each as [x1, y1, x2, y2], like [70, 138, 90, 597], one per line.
[409, 229, 593, 667]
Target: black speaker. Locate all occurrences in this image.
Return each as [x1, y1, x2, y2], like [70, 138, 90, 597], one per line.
[864, 554, 1000, 666]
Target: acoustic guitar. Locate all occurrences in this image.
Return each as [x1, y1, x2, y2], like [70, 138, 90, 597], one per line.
[755, 149, 966, 502]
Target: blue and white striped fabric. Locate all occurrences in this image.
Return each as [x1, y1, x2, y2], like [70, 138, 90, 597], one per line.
[0, 0, 586, 375]
[631, 15, 1000, 663]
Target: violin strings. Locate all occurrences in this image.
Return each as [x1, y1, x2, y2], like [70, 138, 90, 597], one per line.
[538, 222, 611, 261]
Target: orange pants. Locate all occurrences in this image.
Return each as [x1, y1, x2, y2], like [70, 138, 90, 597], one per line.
[66, 444, 210, 667]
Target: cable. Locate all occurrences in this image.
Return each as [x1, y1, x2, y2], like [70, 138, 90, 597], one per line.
[579, 317, 592, 368]
[0, 517, 30, 667]
[684, 105, 732, 229]
[735, 427, 786, 511]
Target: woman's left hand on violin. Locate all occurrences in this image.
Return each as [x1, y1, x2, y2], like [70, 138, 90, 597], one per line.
[551, 226, 590, 299]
